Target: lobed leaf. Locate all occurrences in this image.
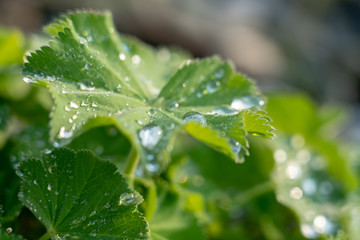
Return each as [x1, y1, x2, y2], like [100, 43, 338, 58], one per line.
[23, 10, 273, 173]
[17, 148, 148, 239]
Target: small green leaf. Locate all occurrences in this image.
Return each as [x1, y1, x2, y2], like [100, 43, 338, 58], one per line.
[17, 148, 148, 239]
[23, 10, 272, 173]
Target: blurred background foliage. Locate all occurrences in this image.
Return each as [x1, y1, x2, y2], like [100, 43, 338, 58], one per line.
[0, 0, 359, 240]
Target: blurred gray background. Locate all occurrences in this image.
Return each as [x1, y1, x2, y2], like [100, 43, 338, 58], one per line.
[1, 0, 360, 135]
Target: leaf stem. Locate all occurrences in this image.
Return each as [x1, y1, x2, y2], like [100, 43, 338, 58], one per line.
[39, 231, 52, 240]
[233, 181, 274, 205]
[124, 146, 140, 184]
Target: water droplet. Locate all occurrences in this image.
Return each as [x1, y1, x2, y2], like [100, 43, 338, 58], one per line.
[138, 125, 163, 150]
[167, 101, 179, 109]
[285, 162, 302, 179]
[302, 178, 317, 195]
[79, 79, 95, 91]
[211, 106, 237, 115]
[132, 55, 141, 65]
[228, 138, 241, 155]
[206, 81, 221, 93]
[23, 77, 35, 84]
[70, 101, 79, 109]
[47, 184, 52, 191]
[157, 48, 171, 61]
[91, 102, 98, 107]
[124, 76, 130, 82]
[119, 53, 126, 61]
[231, 96, 262, 111]
[104, 203, 110, 208]
[84, 63, 91, 70]
[301, 224, 318, 239]
[313, 215, 334, 234]
[79, 37, 88, 45]
[114, 83, 122, 92]
[119, 192, 135, 206]
[65, 106, 71, 112]
[291, 134, 305, 149]
[273, 149, 287, 163]
[290, 187, 303, 199]
[33, 180, 38, 185]
[214, 69, 224, 78]
[183, 112, 207, 126]
[58, 126, 73, 139]
[145, 161, 160, 174]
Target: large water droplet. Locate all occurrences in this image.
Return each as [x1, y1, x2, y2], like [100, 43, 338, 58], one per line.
[231, 96, 263, 111]
[58, 126, 73, 139]
[138, 125, 163, 150]
[183, 112, 207, 126]
[47, 183, 52, 191]
[211, 106, 237, 115]
[79, 79, 95, 91]
[119, 192, 135, 206]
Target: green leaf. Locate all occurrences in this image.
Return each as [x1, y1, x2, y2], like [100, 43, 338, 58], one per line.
[0, 231, 24, 240]
[23, 11, 272, 173]
[0, 26, 25, 66]
[17, 148, 148, 239]
[0, 144, 21, 222]
[149, 184, 204, 240]
[271, 135, 346, 239]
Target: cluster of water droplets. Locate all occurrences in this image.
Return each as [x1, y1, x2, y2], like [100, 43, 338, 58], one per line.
[273, 134, 343, 238]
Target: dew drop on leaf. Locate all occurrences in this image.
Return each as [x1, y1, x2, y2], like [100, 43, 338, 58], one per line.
[47, 183, 52, 191]
[131, 55, 141, 65]
[301, 224, 318, 239]
[289, 187, 303, 199]
[231, 96, 262, 111]
[167, 101, 179, 110]
[183, 112, 207, 126]
[211, 106, 237, 116]
[70, 101, 80, 109]
[145, 161, 160, 174]
[119, 53, 126, 61]
[138, 125, 163, 150]
[84, 63, 91, 70]
[23, 77, 35, 84]
[79, 79, 95, 91]
[119, 192, 135, 206]
[228, 138, 241, 155]
[285, 162, 302, 179]
[206, 81, 221, 93]
[58, 126, 73, 139]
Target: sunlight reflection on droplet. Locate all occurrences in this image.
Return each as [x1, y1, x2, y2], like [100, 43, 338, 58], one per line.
[274, 149, 287, 163]
[285, 162, 302, 179]
[290, 187, 303, 199]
